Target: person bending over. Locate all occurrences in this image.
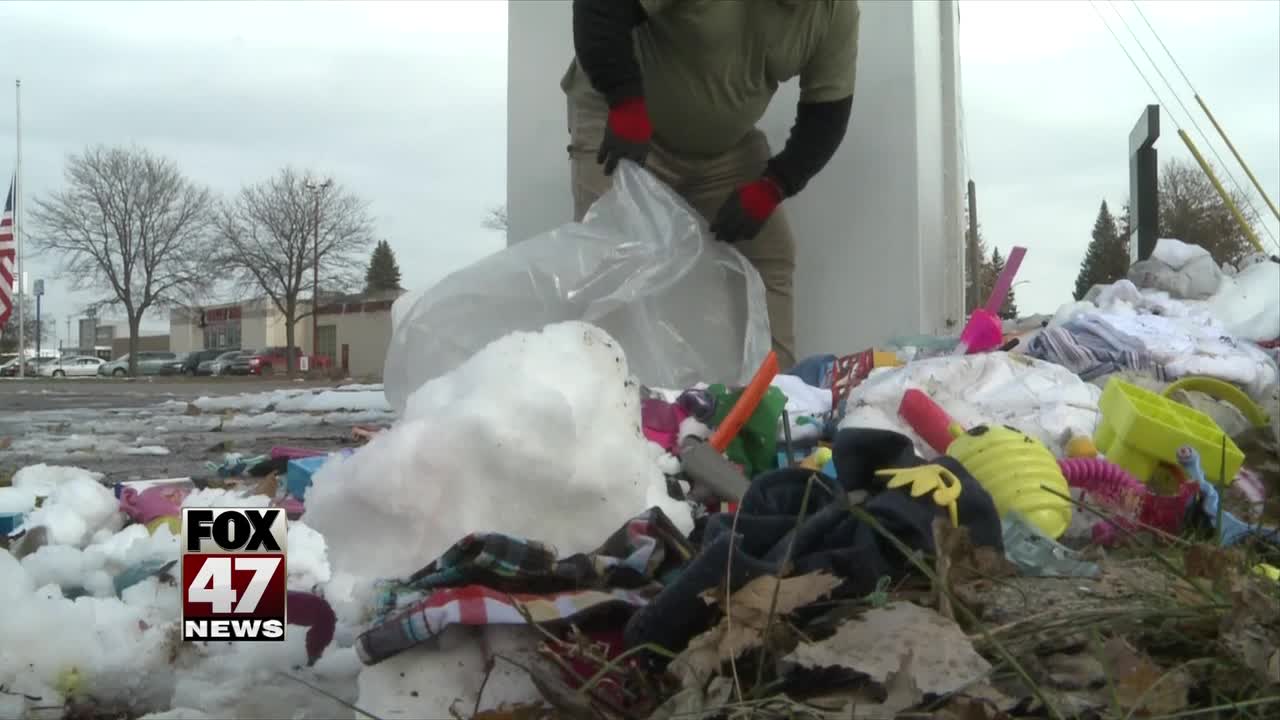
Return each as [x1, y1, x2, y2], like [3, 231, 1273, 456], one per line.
[562, 0, 861, 369]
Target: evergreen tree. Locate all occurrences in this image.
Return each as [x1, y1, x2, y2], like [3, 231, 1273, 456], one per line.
[1073, 200, 1129, 300]
[364, 240, 403, 293]
[988, 247, 1019, 320]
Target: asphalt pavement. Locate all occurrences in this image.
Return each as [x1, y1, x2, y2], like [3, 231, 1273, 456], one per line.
[0, 376, 373, 483]
[0, 376, 338, 411]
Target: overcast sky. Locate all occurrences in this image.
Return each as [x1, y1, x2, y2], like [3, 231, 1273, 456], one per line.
[0, 0, 1276, 346]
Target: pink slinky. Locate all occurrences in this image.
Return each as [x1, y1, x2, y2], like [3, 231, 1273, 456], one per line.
[1059, 456, 1196, 545]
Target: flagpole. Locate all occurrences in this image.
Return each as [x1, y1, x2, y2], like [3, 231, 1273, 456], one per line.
[15, 78, 24, 377]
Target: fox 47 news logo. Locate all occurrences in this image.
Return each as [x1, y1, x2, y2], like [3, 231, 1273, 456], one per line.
[181, 507, 288, 642]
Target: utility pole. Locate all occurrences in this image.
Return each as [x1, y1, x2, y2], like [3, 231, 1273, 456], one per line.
[303, 177, 332, 372]
[34, 278, 43, 359]
[966, 180, 980, 313]
[15, 79, 24, 377]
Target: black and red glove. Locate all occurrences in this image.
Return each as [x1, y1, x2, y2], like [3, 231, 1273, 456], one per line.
[598, 98, 653, 175]
[710, 177, 785, 243]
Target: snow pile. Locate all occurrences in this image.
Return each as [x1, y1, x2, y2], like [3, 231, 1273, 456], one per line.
[304, 321, 694, 587]
[191, 385, 391, 414]
[841, 353, 1102, 458]
[1126, 237, 1225, 300]
[8, 435, 171, 457]
[0, 464, 349, 718]
[1202, 256, 1280, 342]
[4, 465, 122, 547]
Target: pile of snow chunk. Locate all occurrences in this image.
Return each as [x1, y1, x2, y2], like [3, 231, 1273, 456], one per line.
[0, 464, 349, 719]
[304, 320, 695, 588]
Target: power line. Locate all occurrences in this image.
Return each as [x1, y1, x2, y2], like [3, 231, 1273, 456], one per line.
[1107, 1, 1277, 248]
[1088, 1, 1171, 107]
[1088, 0, 1278, 251]
[1129, 0, 1196, 92]
[1131, 0, 1280, 227]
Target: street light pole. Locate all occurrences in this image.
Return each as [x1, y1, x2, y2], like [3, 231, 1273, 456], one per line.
[303, 177, 332, 371]
[34, 278, 43, 360]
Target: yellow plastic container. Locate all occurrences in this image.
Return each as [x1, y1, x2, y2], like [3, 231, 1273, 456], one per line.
[1094, 378, 1243, 485]
[947, 424, 1073, 540]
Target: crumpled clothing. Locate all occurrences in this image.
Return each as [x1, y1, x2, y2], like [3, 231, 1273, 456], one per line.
[840, 353, 1102, 459]
[623, 428, 1003, 654]
[1026, 324, 1167, 382]
[357, 584, 650, 665]
[359, 508, 693, 664]
[287, 590, 337, 663]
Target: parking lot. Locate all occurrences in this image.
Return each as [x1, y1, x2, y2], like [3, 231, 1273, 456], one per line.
[0, 377, 393, 482]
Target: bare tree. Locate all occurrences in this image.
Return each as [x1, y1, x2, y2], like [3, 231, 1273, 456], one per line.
[30, 146, 216, 375]
[1157, 158, 1260, 268]
[213, 167, 376, 373]
[482, 204, 508, 234]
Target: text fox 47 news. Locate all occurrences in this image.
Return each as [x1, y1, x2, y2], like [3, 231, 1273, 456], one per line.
[181, 507, 288, 642]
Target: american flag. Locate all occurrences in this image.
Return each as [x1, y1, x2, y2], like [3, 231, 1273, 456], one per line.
[0, 177, 15, 330]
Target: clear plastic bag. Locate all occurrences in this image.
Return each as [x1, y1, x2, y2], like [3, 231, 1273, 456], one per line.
[383, 162, 771, 414]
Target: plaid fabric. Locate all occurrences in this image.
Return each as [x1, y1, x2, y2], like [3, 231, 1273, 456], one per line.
[357, 584, 650, 664]
[360, 507, 694, 665]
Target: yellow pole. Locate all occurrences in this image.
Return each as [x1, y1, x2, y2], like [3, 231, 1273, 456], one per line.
[1177, 129, 1267, 256]
[1195, 95, 1280, 223]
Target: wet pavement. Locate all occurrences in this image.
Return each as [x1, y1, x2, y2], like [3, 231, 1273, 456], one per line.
[0, 378, 392, 482]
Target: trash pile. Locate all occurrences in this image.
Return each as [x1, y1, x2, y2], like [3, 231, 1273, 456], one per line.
[1, 166, 1278, 719]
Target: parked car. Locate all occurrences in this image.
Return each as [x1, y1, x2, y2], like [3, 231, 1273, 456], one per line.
[160, 348, 232, 376]
[24, 356, 60, 376]
[234, 346, 331, 376]
[98, 351, 185, 377]
[39, 356, 105, 378]
[197, 350, 249, 377]
[0, 357, 20, 377]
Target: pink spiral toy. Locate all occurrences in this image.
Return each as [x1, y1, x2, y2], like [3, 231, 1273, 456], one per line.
[1058, 457, 1196, 545]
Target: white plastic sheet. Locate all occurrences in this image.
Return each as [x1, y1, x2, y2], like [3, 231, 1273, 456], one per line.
[383, 162, 770, 414]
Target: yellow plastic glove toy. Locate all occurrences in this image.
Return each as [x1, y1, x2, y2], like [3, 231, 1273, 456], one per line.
[875, 464, 963, 528]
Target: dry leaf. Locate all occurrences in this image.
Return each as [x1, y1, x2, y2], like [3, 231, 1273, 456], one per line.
[932, 695, 1013, 720]
[1102, 637, 1189, 715]
[707, 572, 843, 617]
[669, 572, 841, 687]
[783, 601, 991, 697]
[936, 522, 1017, 588]
[1219, 577, 1280, 686]
[841, 652, 924, 720]
[646, 676, 733, 720]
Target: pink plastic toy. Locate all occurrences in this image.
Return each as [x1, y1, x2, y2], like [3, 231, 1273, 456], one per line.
[956, 246, 1026, 354]
[1059, 456, 1197, 545]
[119, 485, 192, 525]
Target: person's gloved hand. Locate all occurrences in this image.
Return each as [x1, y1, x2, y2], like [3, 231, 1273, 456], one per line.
[598, 98, 652, 175]
[710, 177, 784, 243]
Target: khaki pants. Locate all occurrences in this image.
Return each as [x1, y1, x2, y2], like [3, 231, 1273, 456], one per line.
[566, 94, 798, 370]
